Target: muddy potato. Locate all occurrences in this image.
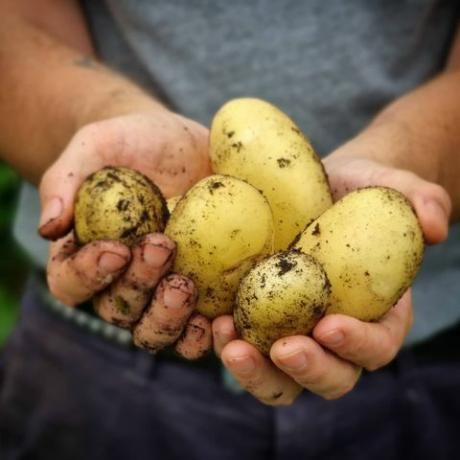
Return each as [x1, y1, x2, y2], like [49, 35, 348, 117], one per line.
[165, 175, 274, 318]
[210, 98, 332, 250]
[295, 187, 424, 321]
[235, 250, 331, 355]
[74, 166, 168, 246]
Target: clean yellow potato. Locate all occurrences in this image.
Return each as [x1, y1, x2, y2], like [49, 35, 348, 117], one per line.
[75, 166, 168, 246]
[166, 195, 182, 214]
[210, 98, 332, 250]
[295, 187, 424, 321]
[165, 174, 274, 318]
[235, 250, 331, 355]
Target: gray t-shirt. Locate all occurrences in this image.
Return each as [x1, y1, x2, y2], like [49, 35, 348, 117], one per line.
[14, 0, 460, 345]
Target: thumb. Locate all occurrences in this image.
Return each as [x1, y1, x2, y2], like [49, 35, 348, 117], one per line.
[373, 169, 451, 245]
[38, 129, 106, 240]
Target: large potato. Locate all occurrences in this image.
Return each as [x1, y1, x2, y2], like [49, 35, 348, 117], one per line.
[235, 250, 331, 355]
[165, 175, 274, 318]
[210, 98, 332, 250]
[295, 187, 424, 321]
[75, 166, 168, 246]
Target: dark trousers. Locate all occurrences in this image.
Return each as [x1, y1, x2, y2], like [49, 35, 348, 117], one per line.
[1, 282, 460, 460]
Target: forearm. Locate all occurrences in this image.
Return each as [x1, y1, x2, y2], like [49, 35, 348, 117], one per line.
[330, 69, 460, 219]
[0, 12, 164, 184]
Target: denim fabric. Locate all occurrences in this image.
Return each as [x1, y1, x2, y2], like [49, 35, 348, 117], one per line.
[1, 282, 460, 460]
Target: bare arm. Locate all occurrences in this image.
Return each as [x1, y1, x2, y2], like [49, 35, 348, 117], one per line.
[0, 0, 163, 184]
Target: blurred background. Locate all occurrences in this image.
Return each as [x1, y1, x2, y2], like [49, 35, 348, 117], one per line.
[0, 162, 30, 346]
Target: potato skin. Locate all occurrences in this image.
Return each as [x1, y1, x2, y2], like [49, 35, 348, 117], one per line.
[295, 187, 424, 321]
[165, 175, 274, 318]
[210, 98, 332, 251]
[235, 250, 331, 356]
[75, 166, 168, 246]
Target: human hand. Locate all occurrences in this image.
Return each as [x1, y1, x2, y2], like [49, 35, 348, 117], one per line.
[39, 110, 213, 359]
[213, 155, 451, 404]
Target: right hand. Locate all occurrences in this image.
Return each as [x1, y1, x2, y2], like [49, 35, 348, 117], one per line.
[38, 109, 213, 359]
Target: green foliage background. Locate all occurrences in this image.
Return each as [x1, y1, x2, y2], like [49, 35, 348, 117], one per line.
[0, 162, 30, 346]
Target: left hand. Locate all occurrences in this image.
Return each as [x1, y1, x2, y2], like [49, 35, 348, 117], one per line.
[213, 155, 451, 405]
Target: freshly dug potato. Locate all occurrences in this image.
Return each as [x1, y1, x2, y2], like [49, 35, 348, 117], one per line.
[235, 250, 331, 355]
[295, 187, 424, 321]
[75, 166, 168, 246]
[165, 175, 274, 318]
[210, 98, 332, 250]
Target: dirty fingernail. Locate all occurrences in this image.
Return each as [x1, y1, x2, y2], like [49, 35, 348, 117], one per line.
[142, 243, 172, 267]
[163, 285, 190, 309]
[39, 197, 63, 229]
[98, 252, 129, 272]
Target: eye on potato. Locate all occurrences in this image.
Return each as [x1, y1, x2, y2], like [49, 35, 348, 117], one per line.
[74, 166, 168, 246]
[210, 98, 332, 251]
[165, 174, 274, 318]
[235, 250, 331, 355]
[295, 186, 424, 321]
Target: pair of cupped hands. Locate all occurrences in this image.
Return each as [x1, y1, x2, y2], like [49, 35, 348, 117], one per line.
[39, 110, 450, 405]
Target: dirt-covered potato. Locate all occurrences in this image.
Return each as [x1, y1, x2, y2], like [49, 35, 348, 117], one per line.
[295, 187, 424, 321]
[165, 175, 274, 318]
[75, 166, 168, 246]
[210, 98, 332, 251]
[235, 250, 331, 355]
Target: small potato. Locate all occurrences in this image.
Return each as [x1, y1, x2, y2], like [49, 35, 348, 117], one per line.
[75, 166, 168, 246]
[210, 98, 332, 250]
[295, 187, 424, 321]
[165, 175, 274, 318]
[235, 250, 331, 355]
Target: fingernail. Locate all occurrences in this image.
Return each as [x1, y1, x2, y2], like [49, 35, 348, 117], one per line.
[39, 197, 63, 229]
[163, 285, 190, 309]
[426, 199, 447, 222]
[278, 350, 308, 371]
[229, 356, 255, 375]
[98, 252, 129, 272]
[142, 243, 172, 267]
[318, 330, 344, 347]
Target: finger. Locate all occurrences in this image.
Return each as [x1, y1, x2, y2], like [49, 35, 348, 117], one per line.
[221, 340, 301, 406]
[212, 315, 238, 357]
[175, 314, 212, 360]
[314, 290, 413, 371]
[133, 274, 196, 353]
[271, 336, 362, 400]
[47, 232, 131, 306]
[94, 234, 175, 327]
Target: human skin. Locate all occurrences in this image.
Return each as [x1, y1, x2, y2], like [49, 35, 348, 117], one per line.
[0, 1, 458, 398]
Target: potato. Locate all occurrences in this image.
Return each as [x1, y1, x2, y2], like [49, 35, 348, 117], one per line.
[295, 187, 424, 321]
[235, 250, 331, 355]
[75, 166, 168, 246]
[210, 98, 332, 250]
[166, 196, 182, 214]
[165, 175, 274, 318]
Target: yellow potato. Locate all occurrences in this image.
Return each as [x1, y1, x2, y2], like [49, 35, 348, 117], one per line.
[166, 196, 182, 214]
[75, 166, 168, 246]
[235, 250, 331, 355]
[210, 98, 332, 250]
[295, 187, 424, 321]
[165, 175, 274, 318]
